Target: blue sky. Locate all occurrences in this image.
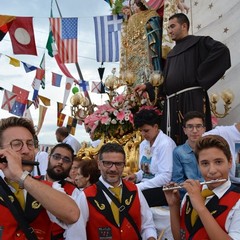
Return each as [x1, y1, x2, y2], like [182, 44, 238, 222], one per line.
[0, 0, 119, 145]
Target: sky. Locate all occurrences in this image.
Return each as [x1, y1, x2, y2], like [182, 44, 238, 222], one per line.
[0, 0, 118, 146]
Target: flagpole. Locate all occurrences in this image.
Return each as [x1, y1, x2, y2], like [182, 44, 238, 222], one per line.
[54, 0, 92, 106]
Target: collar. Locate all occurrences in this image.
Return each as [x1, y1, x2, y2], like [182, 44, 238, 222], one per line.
[202, 178, 231, 199]
[99, 176, 122, 189]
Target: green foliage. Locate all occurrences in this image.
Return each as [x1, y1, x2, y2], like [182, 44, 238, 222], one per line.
[112, 0, 124, 15]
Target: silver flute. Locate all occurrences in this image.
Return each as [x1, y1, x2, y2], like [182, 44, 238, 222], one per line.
[163, 179, 227, 191]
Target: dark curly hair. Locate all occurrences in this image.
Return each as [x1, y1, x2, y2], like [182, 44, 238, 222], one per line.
[134, 109, 160, 128]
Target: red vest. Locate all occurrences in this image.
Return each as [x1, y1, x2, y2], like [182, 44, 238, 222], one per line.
[84, 180, 142, 240]
[50, 180, 77, 240]
[0, 179, 53, 240]
[180, 186, 240, 240]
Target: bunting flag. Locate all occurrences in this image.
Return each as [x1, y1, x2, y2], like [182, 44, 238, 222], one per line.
[36, 105, 48, 135]
[46, 30, 58, 57]
[22, 106, 33, 121]
[32, 68, 45, 102]
[93, 14, 123, 62]
[1, 89, 17, 111]
[66, 116, 77, 135]
[35, 68, 45, 80]
[10, 85, 29, 117]
[52, 72, 62, 87]
[22, 62, 37, 73]
[0, 15, 15, 41]
[63, 77, 74, 106]
[33, 95, 40, 109]
[26, 99, 33, 109]
[97, 66, 105, 93]
[38, 95, 51, 106]
[57, 112, 66, 127]
[91, 81, 105, 93]
[32, 77, 41, 103]
[50, 17, 78, 63]
[8, 56, 20, 67]
[57, 102, 65, 113]
[78, 79, 89, 92]
[40, 53, 46, 89]
[8, 17, 37, 55]
[0, 15, 15, 27]
[98, 66, 105, 80]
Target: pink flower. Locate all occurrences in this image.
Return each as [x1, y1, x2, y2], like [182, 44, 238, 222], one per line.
[116, 110, 125, 121]
[100, 115, 111, 124]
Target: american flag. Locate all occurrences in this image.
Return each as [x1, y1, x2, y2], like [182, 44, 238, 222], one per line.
[50, 17, 78, 63]
[94, 15, 123, 62]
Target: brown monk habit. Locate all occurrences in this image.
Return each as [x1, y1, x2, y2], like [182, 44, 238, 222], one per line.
[146, 35, 231, 145]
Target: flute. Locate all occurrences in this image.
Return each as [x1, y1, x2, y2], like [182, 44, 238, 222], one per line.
[0, 157, 39, 166]
[163, 179, 227, 191]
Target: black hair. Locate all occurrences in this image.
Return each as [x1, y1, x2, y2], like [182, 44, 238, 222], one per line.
[50, 143, 74, 160]
[169, 13, 190, 30]
[98, 142, 126, 161]
[183, 111, 205, 127]
[55, 127, 69, 138]
[134, 109, 160, 128]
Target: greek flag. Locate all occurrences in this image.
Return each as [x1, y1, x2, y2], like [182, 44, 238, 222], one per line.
[94, 15, 123, 62]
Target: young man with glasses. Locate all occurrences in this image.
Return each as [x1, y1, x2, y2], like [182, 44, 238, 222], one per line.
[0, 117, 79, 239]
[172, 111, 205, 199]
[78, 142, 157, 240]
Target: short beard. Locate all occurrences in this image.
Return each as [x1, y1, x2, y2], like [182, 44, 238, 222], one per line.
[47, 167, 70, 181]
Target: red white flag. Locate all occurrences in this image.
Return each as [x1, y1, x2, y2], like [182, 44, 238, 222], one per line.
[63, 77, 74, 106]
[8, 17, 37, 55]
[1, 89, 17, 111]
[50, 17, 78, 63]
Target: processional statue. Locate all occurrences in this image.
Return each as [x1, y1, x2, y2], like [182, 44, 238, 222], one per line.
[76, 0, 188, 175]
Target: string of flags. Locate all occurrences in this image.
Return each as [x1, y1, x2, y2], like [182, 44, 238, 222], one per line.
[0, 9, 123, 134]
[0, 52, 106, 135]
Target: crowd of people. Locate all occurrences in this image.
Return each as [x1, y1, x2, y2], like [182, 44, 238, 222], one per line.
[0, 1, 238, 239]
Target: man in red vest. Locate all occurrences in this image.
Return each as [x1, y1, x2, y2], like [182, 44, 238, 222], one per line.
[40, 143, 85, 240]
[164, 135, 240, 239]
[0, 117, 79, 240]
[79, 142, 157, 240]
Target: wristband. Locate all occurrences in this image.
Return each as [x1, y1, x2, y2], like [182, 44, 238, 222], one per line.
[19, 170, 30, 189]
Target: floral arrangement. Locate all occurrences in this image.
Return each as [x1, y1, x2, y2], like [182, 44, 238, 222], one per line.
[84, 94, 134, 140]
[84, 93, 162, 140]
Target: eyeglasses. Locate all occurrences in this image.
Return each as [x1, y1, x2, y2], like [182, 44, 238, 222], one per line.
[4, 139, 35, 152]
[101, 160, 125, 168]
[51, 153, 72, 164]
[184, 124, 204, 131]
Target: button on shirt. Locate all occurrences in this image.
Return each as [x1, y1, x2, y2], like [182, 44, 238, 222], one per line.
[172, 141, 204, 199]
